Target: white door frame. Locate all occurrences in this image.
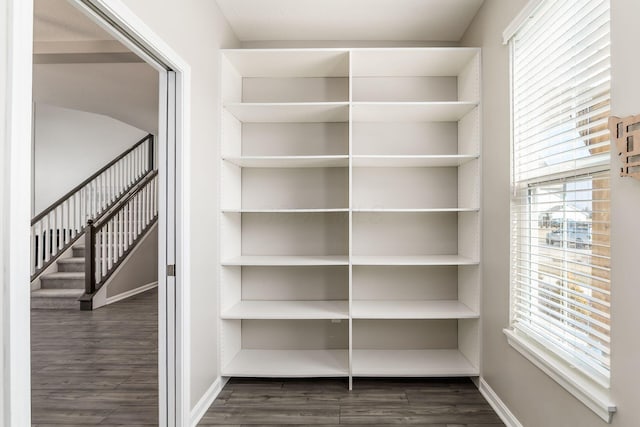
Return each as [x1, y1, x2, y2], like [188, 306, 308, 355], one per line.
[2, 0, 191, 425]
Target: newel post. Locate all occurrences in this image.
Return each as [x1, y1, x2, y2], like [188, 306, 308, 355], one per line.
[148, 135, 154, 171]
[84, 219, 96, 295]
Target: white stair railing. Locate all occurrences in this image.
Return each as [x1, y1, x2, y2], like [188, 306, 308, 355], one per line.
[31, 134, 154, 280]
[81, 171, 158, 310]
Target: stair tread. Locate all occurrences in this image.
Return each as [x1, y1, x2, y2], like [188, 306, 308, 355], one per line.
[41, 272, 84, 279]
[31, 289, 84, 298]
[57, 257, 85, 264]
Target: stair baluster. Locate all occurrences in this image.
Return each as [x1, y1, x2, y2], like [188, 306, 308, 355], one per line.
[80, 171, 158, 310]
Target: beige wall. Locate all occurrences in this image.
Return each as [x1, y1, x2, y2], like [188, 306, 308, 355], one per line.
[105, 224, 158, 299]
[461, 1, 640, 426]
[118, 0, 240, 410]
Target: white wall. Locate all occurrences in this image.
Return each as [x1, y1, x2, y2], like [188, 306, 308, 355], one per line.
[33, 103, 147, 214]
[33, 62, 159, 134]
[461, 1, 640, 426]
[117, 0, 240, 410]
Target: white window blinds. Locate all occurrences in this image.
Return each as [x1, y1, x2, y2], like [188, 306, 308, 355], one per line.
[510, 0, 611, 385]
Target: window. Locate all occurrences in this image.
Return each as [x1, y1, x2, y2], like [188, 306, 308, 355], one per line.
[507, 0, 613, 420]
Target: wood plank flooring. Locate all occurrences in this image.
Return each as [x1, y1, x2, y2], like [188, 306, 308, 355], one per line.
[31, 288, 158, 426]
[199, 377, 504, 426]
[31, 288, 503, 426]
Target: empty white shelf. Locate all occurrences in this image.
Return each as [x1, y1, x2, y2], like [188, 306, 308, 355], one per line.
[352, 102, 477, 122]
[221, 208, 349, 213]
[352, 208, 479, 213]
[352, 155, 478, 168]
[352, 300, 478, 319]
[223, 349, 349, 377]
[223, 155, 349, 168]
[351, 255, 478, 266]
[222, 255, 349, 266]
[225, 102, 349, 123]
[352, 349, 478, 377]
[222, 300, 349, 319]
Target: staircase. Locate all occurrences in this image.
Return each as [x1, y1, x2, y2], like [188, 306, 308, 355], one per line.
[30, 134, 157, 310]
[31, 245, 85, 309]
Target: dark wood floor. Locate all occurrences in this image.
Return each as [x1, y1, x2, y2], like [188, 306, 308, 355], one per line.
[31, 288, 158, 426]
[32, 288, 502, 426]
[199, 377, 504, 426]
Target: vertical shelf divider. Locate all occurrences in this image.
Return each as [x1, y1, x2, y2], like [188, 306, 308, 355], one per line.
[347, 46, 356, 376]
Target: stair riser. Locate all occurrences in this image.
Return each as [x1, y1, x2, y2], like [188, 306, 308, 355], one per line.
[72, 247, 85, 257]
[40, 277, 85, 290]
[58, 262, 85, 273]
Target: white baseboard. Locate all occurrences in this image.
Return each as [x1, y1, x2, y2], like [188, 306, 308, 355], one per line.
[190, 376, 228, 427]
[480, 378, 524, 427]
[104, 281, 158, 305]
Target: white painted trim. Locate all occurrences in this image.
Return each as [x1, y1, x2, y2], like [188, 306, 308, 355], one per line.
[3, 0, 33, 425]
[504, 329, 616, 423]
[157, 65, 170, 427]
[105, 281, 158, 306]
[502, 0, 543, 44]
[479, 378, 523, 427]
[189, 376, 228, 427]
[71, 0, 188, 73]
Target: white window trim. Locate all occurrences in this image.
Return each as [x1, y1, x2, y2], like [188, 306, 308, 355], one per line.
[504, 0, 616, 422]
[504, 329, 615, 423]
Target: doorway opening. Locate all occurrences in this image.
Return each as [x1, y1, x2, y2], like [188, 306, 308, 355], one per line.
[3, 0, 190, 425]
[31, 1, 160, 424]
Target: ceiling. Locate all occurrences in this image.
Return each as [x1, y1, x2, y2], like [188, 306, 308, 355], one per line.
[216, 0, 484, 42]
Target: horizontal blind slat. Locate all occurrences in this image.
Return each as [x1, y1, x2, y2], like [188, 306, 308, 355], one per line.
[513, 296, 611, 342]
[514, 1, 608, 73]
[515, 13, 610, 92]
[512, 303, 611, 362]
[514, 91, 610, 145]
[513, 275, 611, 312]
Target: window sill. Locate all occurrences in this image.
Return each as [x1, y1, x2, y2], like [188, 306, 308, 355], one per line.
[503, 328, 616, 423]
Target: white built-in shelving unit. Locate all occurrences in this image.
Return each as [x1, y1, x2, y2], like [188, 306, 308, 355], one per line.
[220, 48, 481, 385]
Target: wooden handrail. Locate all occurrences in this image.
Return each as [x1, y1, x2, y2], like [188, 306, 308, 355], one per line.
[93, 170, 158, 229]
[31, 134, 153, 225]
[82, 170, 159, 307]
